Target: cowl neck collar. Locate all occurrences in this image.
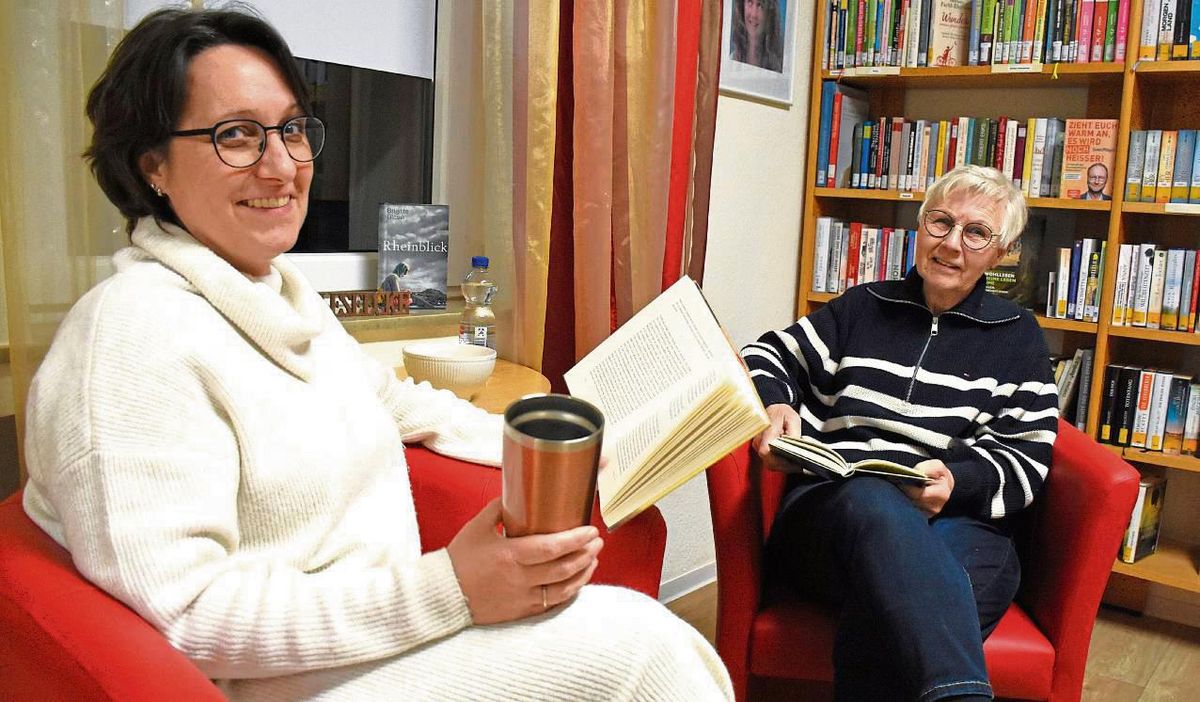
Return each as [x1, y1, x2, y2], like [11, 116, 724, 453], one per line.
[124, 217, 325, 380]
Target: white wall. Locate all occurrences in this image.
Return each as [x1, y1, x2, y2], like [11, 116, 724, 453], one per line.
[655, 19, 814, 599]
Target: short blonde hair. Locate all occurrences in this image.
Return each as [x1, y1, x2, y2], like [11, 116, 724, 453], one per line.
[918, 165, 1027, 248]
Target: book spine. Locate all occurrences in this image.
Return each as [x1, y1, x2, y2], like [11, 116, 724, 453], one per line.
[1115, 0, 1131, 61]
[1130, 368, 1156, 448]
[1162, 248, 1186, 329]
[1098, 363, 1122, 442]
[1193, 0, 1200, 58]
[970, 0, 984, 64]
[1085, 244, 1104, 322]
[1112, 243, 1135, 325]
[1159, 0, 1177, 61]
[1115, 365, 1141, 445]
[1056, 247, 1072, 317]
[829, 93, 843, 185]
[1079, 0, 1097, 61]
[1075, 348, 1096, 429]
[1147, 248, 1169, 329]
[1121, 481, 1147, 562]
[817, 83, 836, 187]
[1191, 253, 1200, 332]
[1180, 249, 1197, 330]
[846, 222, 863, 288]
[1173, 130, 1197, 202]
[814, 217, 833, 292]
[1141, 0, 1161, 59]
[1033, 0, 1051, 62]
[1162, 375, 1190, 454]
[1190, 134, 1200, 201]
[1142, 129, 1163, 202]
[1074, 238, 1095, 320]
[1048, 119, 1066, 196]
[1183, 382, 1200, 453]
[1125, 130, 1147, 201]
[1020, 118, 1035, 192]
[1131, 243, 1156, 326]
[1174, 0, 1192, 58]
[981, 0, 999, 61]
[1068, 238, 1084, 318]
[1156, 130, 1178, 203]
[1146, 370, 1173, 450]
[1104, 0, 1120, 59]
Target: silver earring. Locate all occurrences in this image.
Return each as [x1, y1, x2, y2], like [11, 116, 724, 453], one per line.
[151, 183, 164, 197]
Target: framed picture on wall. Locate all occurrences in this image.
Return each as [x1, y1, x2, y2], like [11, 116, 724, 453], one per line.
[718, 0, 798, 106]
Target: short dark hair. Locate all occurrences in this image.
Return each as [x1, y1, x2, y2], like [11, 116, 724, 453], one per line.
[84, 4, 312, 233]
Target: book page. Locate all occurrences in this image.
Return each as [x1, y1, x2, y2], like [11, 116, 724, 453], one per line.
[565, 276, 768, 527]
[565, 278, 720, 426]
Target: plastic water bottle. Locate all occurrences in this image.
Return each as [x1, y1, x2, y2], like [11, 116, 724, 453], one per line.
[459, 256, 497, 349]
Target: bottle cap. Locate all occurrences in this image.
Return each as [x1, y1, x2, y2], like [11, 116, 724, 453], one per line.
[471, 256, 489, 268]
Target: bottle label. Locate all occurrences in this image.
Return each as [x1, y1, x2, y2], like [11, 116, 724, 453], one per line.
[474, 326, 488, 345]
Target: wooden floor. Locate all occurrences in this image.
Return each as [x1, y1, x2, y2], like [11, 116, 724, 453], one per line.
[666, 582, 1200, 701]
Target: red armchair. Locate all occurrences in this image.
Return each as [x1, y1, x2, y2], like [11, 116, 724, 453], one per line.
[706, 419, 1139, 701]
[0, 446, 666, 699]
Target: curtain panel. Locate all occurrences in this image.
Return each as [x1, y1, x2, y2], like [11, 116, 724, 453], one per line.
[0, 1, 129, 482]
[484, 0, 721, 389]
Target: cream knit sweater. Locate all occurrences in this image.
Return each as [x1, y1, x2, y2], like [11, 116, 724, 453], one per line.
[22, 218, 732, 700]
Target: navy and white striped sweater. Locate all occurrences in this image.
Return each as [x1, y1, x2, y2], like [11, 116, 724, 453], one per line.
[742, 271, 1059, 521]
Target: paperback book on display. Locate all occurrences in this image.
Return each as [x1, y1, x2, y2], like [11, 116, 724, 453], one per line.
[377, 204, 450, 310]
[1059, 119, 1119, 199]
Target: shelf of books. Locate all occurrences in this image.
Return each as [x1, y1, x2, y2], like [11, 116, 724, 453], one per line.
[801, 0, 1200, 600]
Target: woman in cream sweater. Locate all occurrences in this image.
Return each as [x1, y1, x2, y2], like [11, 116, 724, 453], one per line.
[21, 7, 731, 700]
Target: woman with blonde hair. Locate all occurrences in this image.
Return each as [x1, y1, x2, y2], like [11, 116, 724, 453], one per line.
[743, 165, 1058, 701]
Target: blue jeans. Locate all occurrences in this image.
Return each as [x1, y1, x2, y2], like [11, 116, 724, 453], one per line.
[766, 478, 1021, 702]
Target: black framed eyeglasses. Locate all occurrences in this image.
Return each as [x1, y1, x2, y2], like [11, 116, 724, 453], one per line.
[921, 209, 996, 251]
[169, 116, 325, 168]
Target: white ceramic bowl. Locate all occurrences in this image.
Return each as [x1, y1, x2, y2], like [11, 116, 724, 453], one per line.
[402, 342, 497, 399]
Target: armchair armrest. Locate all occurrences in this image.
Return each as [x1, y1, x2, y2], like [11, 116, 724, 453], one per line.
[0, 493, 223, 701]
[1018, 420, 1139, 701]
[704, 442, 767, 695]
[405, 446, 668, 598]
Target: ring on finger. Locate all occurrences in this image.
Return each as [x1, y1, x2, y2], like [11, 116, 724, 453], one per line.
[541, 584, 548, 611]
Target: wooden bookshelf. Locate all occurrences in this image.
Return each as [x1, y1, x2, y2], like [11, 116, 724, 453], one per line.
[1111, 540, 1200, 593]
[799, 0, 1200, 602]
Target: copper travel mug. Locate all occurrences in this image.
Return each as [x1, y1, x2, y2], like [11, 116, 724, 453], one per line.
[501, 394, 604, 537]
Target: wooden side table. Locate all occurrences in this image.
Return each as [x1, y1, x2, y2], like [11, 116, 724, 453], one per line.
[395, 359, 551, 414]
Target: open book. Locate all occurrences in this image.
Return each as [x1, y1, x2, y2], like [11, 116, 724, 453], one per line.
[564, 277, 769, 529]
[768, 435, 931, 485]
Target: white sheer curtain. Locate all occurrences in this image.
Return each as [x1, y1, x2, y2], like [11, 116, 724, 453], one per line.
[0, 1, 129, 482]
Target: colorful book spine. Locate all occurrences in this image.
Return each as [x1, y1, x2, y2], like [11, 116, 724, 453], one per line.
[1174, 130, 1197, 202]
[1141, 0, 1162, 59]
[1183, 382, 1200, 453]
[1158, 0, 1178, 61]
[1142, 129, 1163, 202]
[1162, 375, 1191, 454]
[1156, 130, 1178, 204]
[1079, 0, 1097, 62]
[1131, 243, 1156, 326]
[1163, 248, 1187, 329]
[1147, 248, 1169, 329]
[1126, 130, 1147, 201]
[1105, 0, 1120, 61]
[1116, 0, 1132, 61]
[1112, 243, 1135, 325]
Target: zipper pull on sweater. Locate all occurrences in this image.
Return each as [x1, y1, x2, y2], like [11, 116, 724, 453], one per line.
[930, 316, 939, 336]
